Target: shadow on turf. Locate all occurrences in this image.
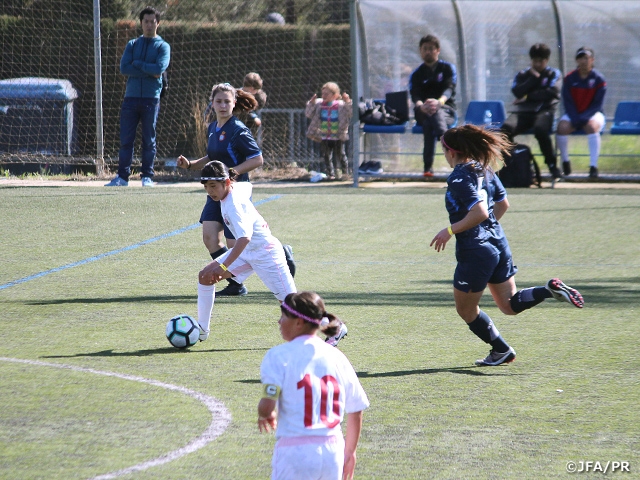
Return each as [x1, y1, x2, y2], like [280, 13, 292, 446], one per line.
[355, 366, 523, 377]
[235, 366, 521, 385]
[23, 295, 199, 305]
[41, 346, 268, 358]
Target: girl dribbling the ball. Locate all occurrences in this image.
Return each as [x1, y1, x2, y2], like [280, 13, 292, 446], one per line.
[195, 160, 296, 341]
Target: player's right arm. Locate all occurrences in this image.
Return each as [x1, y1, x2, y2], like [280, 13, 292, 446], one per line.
[176, 155, 209, 170]
[258, 398, 278, 433]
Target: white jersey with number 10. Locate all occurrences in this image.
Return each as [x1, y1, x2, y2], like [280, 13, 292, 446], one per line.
[260, 334, 369, 439]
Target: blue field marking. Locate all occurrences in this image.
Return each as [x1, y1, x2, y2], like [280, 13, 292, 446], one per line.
[0, 194, 282, 291]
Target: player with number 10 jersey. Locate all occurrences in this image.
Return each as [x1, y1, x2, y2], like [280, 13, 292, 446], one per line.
[259, 292, 369, 480]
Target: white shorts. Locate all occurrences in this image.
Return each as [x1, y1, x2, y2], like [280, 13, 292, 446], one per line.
[272, 435, 344, 480]
[216, 241, 296, 301]
[559, 112, 605, 132]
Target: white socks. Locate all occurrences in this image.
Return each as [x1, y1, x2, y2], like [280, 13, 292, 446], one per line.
[197, 283, 215, 332]
[556, 134, 569, 163]
[556, 133, 600, 167]
[588, 133, 601, 167]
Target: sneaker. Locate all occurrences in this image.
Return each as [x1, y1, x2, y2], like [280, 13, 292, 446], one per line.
[549, 165, 563, 179]
[475, 347, 516, 366]
[358, 161, 372, 174]
[282, 244, 296, 278]
[366, 161, 383, 174]
[589, 166, 599, 179]
[104, 175, 128, 187]
[423, 171, 434, 178]
[546, 278, 584, 308]
[562, 161, 572, 176]
[198, 326, 210, 342]
[325, 322, 348, 347]
[310, 172, 326, 183]
[216, 281, 248, 297]
[141, 177, 155, 187]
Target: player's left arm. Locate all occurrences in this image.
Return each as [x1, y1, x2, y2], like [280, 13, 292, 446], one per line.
[343, 410, 364, 480]
[493, 198, 509, 221]
[234, 154, 263, 176]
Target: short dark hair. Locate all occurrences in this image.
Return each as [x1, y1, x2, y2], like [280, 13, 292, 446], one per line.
[139, 6, 161, 22]
[419, 34, 440, 49]
[243, 72, 263, 90]
[575, 46, 595, 59]
[529, 43, 551, 60]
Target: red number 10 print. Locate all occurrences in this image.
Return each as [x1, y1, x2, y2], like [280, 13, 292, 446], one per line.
[297, 373, 341, 428]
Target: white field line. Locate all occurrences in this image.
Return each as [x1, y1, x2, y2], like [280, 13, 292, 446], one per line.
[0, 357, 232, 479]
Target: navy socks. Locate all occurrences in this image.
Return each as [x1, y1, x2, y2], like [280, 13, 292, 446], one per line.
[510, 286, 552, 313]
[468, 310, 510, 352]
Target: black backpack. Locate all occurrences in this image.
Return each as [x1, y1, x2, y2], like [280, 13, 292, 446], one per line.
[498, 144, 541, 188]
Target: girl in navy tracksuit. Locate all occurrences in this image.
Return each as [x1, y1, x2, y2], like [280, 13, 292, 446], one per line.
[430, 125, 584, 366]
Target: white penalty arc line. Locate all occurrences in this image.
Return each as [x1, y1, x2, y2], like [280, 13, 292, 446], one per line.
[0, 357, 232, 480]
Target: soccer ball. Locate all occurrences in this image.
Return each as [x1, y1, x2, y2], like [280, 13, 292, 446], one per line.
[166, 314, 200, 349]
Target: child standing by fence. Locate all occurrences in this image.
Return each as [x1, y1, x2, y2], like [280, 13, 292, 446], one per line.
[306, 82, 352, 180]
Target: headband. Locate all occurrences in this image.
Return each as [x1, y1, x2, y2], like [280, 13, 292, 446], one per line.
[441, 136, 463, 154]
[281, 302, 329, 326]
[200, 175, 228, 181]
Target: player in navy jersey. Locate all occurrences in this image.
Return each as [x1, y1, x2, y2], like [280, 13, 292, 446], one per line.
[430, 125, 584, 366]
[409, 34, 457, 177]
[556, 47, 607, 179]
[178, 83, 295, 296]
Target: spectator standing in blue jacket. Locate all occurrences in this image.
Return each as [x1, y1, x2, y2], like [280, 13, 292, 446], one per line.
[501, 44, 562, 178]
[556, 47, 606, 179]
[105, 6, 171, 187]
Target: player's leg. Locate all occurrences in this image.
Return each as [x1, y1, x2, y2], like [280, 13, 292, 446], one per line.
[196, 252, 249, 340]
[217, 228, 249, 297]
[455, 255, 515, 366]
[251, 244, 296, 302]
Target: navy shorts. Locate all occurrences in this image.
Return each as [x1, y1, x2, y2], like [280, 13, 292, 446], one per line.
[199, 196, 234, 240]
[453, 243, 517, 293]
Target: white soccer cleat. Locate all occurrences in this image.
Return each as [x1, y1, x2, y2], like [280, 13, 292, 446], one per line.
[325, 322, 348, 347]
[546, 278, 584, 308]
[198, 326, 210, 342]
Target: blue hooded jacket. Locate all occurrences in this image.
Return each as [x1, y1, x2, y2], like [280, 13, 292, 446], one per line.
[120, 35, 170, 99]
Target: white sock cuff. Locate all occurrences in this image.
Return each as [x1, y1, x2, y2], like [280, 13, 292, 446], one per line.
[556, 135, 569, 163]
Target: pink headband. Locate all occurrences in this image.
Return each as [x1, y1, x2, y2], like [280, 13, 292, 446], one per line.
[441, 136, 462, 154]
[281, 302, 328, 326]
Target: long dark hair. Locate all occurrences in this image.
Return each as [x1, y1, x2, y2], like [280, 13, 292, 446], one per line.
[441, 124, 512, 171]
[281, 291, 342, 338]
